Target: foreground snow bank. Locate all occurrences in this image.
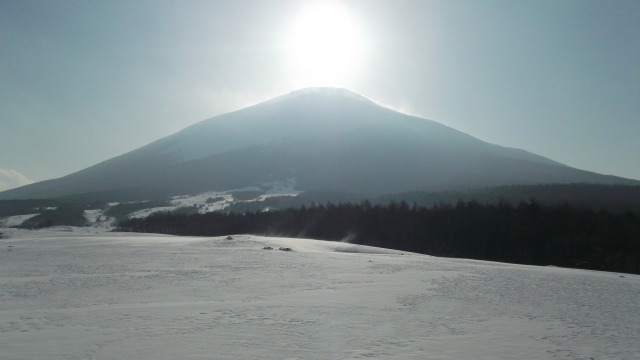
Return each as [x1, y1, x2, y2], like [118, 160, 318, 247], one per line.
[0, 214, 39, 227]
[1, 230, 638, 359]
[259, 236, 409, 255]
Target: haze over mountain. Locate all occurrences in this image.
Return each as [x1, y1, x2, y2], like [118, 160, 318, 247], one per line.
[1, 88, 636, 200]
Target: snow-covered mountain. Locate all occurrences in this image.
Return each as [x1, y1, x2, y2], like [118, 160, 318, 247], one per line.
[1, 87, 636, 200]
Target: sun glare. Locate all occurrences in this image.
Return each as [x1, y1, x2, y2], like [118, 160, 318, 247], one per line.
[284, 1, 364, 88]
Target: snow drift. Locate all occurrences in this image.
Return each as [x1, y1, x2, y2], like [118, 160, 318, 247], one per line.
[1, 229, 638, 359]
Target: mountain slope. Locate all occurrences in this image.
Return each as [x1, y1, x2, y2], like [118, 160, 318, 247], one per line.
[1, 87, 636, 200]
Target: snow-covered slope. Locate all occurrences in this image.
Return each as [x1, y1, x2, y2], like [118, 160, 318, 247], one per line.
[1, 229, 638, 359]
[0, 214, 39, 227]
[1, 87, 636, 200]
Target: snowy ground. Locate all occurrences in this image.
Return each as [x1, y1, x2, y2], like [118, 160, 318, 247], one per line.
[0, 228, 638, 359]
[0, 214, 39, 228]
[128, 178, 302, 218]
[0, 179, 302, 229]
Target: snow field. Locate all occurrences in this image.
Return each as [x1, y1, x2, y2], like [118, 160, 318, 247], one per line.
[0, 214, 39, 227]
[0, 230, 638, 359]
[127, 179, 301, 219]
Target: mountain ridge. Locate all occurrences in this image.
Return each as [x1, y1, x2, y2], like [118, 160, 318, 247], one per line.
[1, 87, 637, 200]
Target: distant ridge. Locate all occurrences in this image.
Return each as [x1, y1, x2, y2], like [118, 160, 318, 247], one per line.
[1, 87, 637, 200]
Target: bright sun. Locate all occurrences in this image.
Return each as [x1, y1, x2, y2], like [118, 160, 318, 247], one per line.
[284, 1, 364, 88]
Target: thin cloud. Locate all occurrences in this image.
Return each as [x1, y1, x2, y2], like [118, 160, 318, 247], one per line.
[0, 168, 34, 192]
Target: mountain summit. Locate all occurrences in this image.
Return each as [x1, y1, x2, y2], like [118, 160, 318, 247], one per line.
[1, 87, 635, 200]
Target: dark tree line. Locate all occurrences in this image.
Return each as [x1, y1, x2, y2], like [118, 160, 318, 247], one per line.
[117, 200, 640, 274]
[20, 203, 87, 228]
[382, 184, 640, 213]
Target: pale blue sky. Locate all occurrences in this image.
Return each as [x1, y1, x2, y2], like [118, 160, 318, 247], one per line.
[1, 0, 639, 191]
